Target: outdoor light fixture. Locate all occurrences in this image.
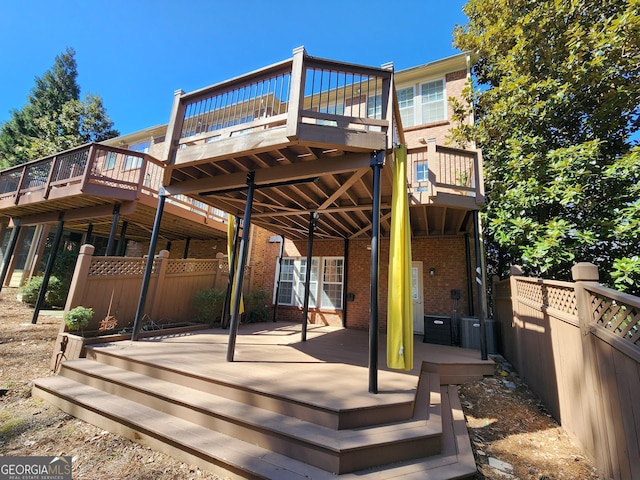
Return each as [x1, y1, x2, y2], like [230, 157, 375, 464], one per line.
[429, 267, 436, 276]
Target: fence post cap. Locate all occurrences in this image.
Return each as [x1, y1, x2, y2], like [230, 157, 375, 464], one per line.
[158, 250, 170, 258]
[79, 244, 95, 255]
[571, 262, 599, 282]
[509, 265, 524, 276]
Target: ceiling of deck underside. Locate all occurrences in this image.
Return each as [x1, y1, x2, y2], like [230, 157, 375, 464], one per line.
[3, 195, 227, 242]
[168, 145, 475, 240]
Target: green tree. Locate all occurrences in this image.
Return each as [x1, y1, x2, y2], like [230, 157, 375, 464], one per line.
[0, 48, 118, 168]
[453, 0, 640, 293]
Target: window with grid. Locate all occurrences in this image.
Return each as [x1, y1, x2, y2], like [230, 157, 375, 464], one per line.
[421, 79, 445, 123]
[124, 140, 150, 170]
[277, 258, 296, 305]
[321, 258, 344, 309]
[367, 94, 382, 119]
[105, 151, 117, 170]
[416, 161, 429, 182]
[275, 256, 343, 310]
[295, 258, 318, 308]
[397, 87, 415, 127]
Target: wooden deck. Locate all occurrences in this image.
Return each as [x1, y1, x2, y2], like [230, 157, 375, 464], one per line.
[34, 322, 493, 479]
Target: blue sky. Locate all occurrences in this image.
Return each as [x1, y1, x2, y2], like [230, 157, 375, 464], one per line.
[0, 0, 469, 136]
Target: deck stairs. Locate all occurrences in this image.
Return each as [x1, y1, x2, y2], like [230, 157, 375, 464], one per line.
[33, 343, 484, 479]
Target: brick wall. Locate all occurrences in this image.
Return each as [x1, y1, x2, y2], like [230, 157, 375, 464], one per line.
[402, 69, 470, 149]
[249, 231, 476, 332]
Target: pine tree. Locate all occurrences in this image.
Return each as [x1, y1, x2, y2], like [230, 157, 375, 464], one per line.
[0, 48, 119, 168]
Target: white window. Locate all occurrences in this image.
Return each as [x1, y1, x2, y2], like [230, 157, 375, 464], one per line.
[367, 94, 382, 119]
[317, 103, 344, 126]
[321, 257, 343, 309]
[416, 161, 429, 182]
[278, 258, 295, 305]
[421, 79, 446, 123]
[124, 140, 150, 170]
[275, 256, 344, 310]
[397, 87, 415, 127]
[104, 151, 117, 170]
[296, 258, 319, 308]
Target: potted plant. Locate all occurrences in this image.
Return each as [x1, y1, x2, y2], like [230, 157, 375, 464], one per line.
[64, 306, 93, 335]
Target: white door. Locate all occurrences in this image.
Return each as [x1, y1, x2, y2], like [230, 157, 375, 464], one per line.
[412, 262, 424, 334]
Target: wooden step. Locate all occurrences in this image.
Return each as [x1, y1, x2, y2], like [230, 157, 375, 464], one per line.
[86, 346, 415, 430]
[48, 359, 441, 474]
[33, 376, 333, 480]
[422, 360, 494, 385]
[32, 376, 476, 479]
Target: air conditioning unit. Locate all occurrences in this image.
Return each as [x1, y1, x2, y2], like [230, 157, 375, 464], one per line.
[423, 314, 452, 346]
[460, 317, 499, 354]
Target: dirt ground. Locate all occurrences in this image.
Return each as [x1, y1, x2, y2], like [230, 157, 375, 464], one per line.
[0, 287, 598, 479]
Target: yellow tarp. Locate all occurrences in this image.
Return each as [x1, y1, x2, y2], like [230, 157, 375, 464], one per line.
[228, 217, 244, 315]
[387, 145, 413, 370]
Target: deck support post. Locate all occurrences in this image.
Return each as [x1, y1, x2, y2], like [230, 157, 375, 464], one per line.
[301, 213, 319, 342]
[132, 191, 167, 341]
[473, 210, 488, 360]
[369, 151, 384, 394]
[0, 223, 22, 292]
[32, 214, 64, 324]
[272, 235, 285, 323]
[342, 238, 349, 328]
[227, 172, 256, 362]
[116, 221, 128, 256]
[221, 217, 240, 329]
[105, 204, 120, 256]
[183, 237, 191, 259]
[85, 223, 93, 245]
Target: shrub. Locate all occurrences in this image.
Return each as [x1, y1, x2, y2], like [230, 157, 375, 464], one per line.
[64, 306, 93, 333]
[20, 275, 65, 308]
[193, 288, 226, 324]
[243, 290, 270, 323]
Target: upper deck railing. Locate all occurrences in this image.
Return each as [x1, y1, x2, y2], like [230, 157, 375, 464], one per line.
[407, 143, 485, 206]
[163, 47, 394, 165]
[0, 144, 227, 224]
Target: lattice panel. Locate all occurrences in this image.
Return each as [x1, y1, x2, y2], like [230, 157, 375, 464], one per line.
[89, 258, 156, 276]
[515, 279, 578, 315]
[165, 259, 219, 275]
[545, 285, 578, 315]
[591, 293, 640, 346]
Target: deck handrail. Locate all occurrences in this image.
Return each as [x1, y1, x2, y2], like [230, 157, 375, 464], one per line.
[407, 144, 484, 204]
[163, 47, 395, 164]
[0, 143, 227, 224]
